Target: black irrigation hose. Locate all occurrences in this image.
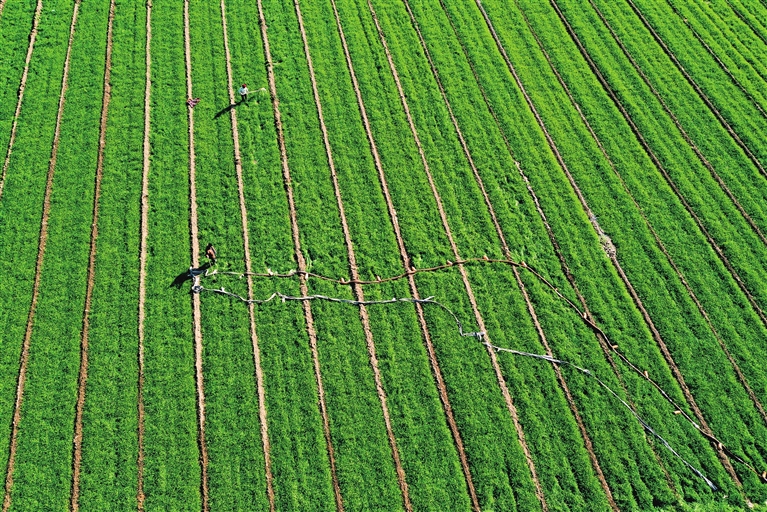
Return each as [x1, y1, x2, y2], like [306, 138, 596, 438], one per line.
[190, 262, 767, 488]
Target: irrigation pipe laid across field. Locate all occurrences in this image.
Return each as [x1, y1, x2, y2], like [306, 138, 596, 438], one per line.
[191, 266, 726, 491]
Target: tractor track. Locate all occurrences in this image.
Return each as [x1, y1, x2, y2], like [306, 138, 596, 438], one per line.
[514, 0, 767, 437]
[291, 1, 412, 509]
[588, 0, 767, 268]
[219, 1, 275, 509]
[662, 0, 767, 120]
[136, 0, 151, 508]
[254, 1, 344, 509]
[548, 0, 746, 490]
[618, 0, 767, 185]
[69, 0, 115, 509]
[183, 0, 209, 508]
[343, 0, 547, 509]
[515, 0, 767, 482]
[0, 0, 43, 203]
[1, 2, 81, 510]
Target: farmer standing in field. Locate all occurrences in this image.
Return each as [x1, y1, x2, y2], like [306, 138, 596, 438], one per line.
[205, 243, 217, 264]
[238, 83, 249, 103]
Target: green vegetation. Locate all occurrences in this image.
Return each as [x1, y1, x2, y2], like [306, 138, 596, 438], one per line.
[1, 0, 767, 509]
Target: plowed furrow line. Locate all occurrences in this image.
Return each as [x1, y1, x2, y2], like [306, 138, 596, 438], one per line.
[183, 1, 209, 509]
[219, 2, 274, 509]
[549, 0, 744, 489]
[517, 0, 767, 434]
[589, 0, 767, 261]
[621, 0, 767, 183]
[254, 2, 343, 509]
[351, 1, 546, 509]
[291, 1, 411, 509]
[1, 2, 80, 510]
[136, 1, 151, 508]
[69, 1, 115, 509]
[0, 0, 43, 203]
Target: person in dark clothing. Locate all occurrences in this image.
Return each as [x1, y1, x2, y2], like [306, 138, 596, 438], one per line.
[205, 243, 217, 264]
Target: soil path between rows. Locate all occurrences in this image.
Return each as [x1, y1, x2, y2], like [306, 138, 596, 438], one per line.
[0, 0, 43, 203]
[219, 1, 275, 509]
[69, 0, 115, 509]
[2, 2, 81, 510]
[183, 0, 210, 509]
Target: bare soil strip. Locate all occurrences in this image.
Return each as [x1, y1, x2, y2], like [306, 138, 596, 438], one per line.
[291, 1, 412, 509]
[332, 0, 543, 508]
[183, 1, 209, 509]
[218, 2, 275, 509]
[515, 0, 767, 435]
[622, 0, 767, 183]
[589, 0, 767, 256]
[69, 1, 115, 509]
[254, 1, 344, 509]
[545, 0, 745, 490]
[1, 2, 81, 510]
[399, 0, 623, 506]
[136, 1, 151, 509]
[0, 0, 43, 203]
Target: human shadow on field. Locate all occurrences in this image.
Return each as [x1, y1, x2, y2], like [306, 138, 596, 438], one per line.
[170, 262, 212, 289]
[213, 102, 241, 119]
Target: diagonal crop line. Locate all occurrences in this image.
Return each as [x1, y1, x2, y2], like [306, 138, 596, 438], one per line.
[291, 0, 412, 509]
[137, 0, 151, 508]
[218, 1, 275, 509]
[619, 0, 767, 183]
[545, 0, 746, 490]
[254, 1, 344, 509]
[0, 0, 43, 203]
[69, 0, 116, 509]
[349, 0, 549, 509]
[663, 0, 767, 120]
[182, 0, 210, 509]
[2, 2, 81, 510]
[514, 0, 767, 441]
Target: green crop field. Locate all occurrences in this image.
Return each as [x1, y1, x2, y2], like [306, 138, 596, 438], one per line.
[2, 0, 767, 509]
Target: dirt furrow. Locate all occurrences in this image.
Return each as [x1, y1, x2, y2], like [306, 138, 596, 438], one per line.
[517, 0, 767, 435]
[183, 0, 209, 509]
[136, 0, 151, 509]
[622, 0, 767, 183]
[291, 1, 411, 509]
[69, 1, 115, 509]
[589, 0, 767, 267]
[254, 1, 344, 509]
[1, 2, 81, 510]
[546, 0, 745, 490]
[0, 0, 43, 203]
[335, 0, 545, 509]
[218, 1, 275, 509]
